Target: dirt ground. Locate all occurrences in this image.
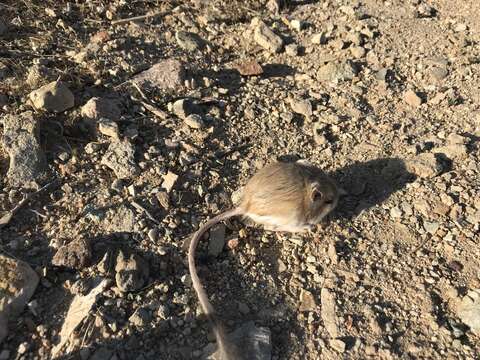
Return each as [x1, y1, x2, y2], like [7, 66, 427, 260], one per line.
[0, 0, 479, 359]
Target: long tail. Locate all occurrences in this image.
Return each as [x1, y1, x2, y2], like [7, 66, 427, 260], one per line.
[188, 208, 241, 360]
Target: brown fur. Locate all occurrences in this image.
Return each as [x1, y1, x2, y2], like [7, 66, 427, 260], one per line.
[188, 161, 339, 359]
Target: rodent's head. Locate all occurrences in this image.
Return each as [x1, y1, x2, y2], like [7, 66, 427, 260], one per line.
[305, 173, 339, 224]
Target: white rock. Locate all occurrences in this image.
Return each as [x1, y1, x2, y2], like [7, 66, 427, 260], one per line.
[28, 81, 74, 112]
[456, 289, 480, 335]
[161, 171, 179, 193]
[290, 19, 304, 31]
[81, 97, 121, 120]
[98, 118, 119, 138]
[184, 114, 204, 129]
[253, 20, 284, 53]
[311, 32, 328, 45]
[0, 255, 39, 344]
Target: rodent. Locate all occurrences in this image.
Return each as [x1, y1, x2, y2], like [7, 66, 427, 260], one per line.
[188, 160, 339, 359]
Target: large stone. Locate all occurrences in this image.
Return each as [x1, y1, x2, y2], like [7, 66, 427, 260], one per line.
[52, 238, 92, 270]
[317, 61, 356, 82]
[52, 278, 110, 356]
[161, 171, 179, 193]
[208, 224, 226, 257]
[175, 31, 205, 51]
[434, 144, 468, 160]
[101, 140, 139, 179]
[234, 60, 263, 76]
[104, 204, 136, 233]
[28, 81, 74, 112]
[115, 251, 149, 292]
[81, 97, 121, 120]
[299, 289, 317, 312]
[253, 20, 284, 53]
[132, 59, 186, 90]
[404, 90, 422, 108]
[0, 255, 39, 344]
[289, 98, 313, 118]
[406, 153, 443, 178]
[456, 289, 480, 335]
[1, 112, 47, 187]
[321, 288, 339, 338]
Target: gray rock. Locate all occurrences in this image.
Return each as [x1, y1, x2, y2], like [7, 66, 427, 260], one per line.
[299, 289, 316, 312]
[456, 289, 480, 335]
[0, 255, 39, 344]
[350, 46, 366, 59]
[266, 0, 286, 14]
[434, 144, 468, 160]
[184, 114, 205, 129]
[129, 307, 151, 327]
[132, 59, 186, 90]
[175, 31, 205, 51]
[404, 90, 422, 108]
[104, 204, 136, 233]
[81, 97, 121, 120]
[101, 140, 139, 179]
[290, 19, 304, 32]
[329, 339, 346, 353]
[148, 228, 159, 242]
[1, 112, 47, 187]
[416, 3, 436, 18]
[321, 288, 338, 338]
[234, 60, 263, 76]
[98, 118, 119, 138]
[390, 207, 403, 218]
[430, 66, 448, 81]
[311, 32, 328, 45]
[28, 81, 74, 112]
[172, 98, 198, 119]
[406, 153, 443, 178]
[423, 221, 440, 234]
[375, 68, 389, 81]
[253, 19, 284, 53]
[115, 251, 149, 292]
[161, 171, 179, 193]
[285, 43, 299, 56]
[289, 98, 312, 118]
[84, 142, 102, 155]
[317, 61, 356, 82]
[52, 238, 92, 270]
[208, 224, 226, 257]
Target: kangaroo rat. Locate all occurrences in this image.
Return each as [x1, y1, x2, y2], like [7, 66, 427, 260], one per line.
[188, 160, 339, 359]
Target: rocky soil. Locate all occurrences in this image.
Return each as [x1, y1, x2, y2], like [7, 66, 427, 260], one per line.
[0, 0, 479, 359]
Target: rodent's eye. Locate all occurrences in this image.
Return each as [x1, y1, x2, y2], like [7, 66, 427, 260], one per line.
[312, 189, 323, 201]
[325, 199, 334, 205]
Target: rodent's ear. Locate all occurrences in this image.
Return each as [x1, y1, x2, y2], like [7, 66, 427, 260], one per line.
[310, 183, 324, 202]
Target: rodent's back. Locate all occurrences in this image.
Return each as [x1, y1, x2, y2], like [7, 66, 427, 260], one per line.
[240, 162, 310, 216]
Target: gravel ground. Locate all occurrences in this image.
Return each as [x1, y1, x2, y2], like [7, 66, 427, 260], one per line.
[0, 0, 479, 359]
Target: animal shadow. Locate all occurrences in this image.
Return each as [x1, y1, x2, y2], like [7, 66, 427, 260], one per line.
[328, 157, 415, 221]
